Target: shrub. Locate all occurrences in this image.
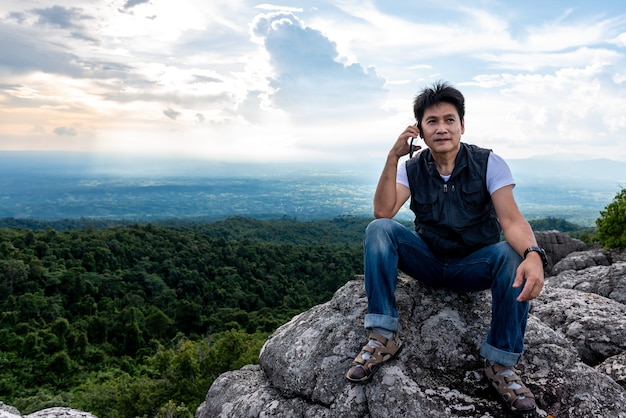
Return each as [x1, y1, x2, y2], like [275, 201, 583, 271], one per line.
[596, 188, 626, 249]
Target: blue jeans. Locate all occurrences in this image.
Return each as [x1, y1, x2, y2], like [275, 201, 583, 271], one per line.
[363, 218, 529, 367]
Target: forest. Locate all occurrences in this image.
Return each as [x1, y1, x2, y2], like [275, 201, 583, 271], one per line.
[0, 216, 369, 417]
[0, 215, 592, 417]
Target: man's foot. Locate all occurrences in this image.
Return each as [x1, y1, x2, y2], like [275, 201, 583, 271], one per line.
[484, 360, 537, 415]
[345, 333, 403, 383]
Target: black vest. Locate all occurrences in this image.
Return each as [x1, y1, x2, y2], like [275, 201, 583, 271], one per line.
[405, 143, 501, 258]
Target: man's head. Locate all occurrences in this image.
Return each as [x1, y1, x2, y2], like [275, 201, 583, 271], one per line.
[413, 81, 465, 137]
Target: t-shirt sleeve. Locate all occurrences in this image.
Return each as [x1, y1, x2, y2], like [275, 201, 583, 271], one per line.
[397, 160, 410, 188]
[487, 152, 515, 195]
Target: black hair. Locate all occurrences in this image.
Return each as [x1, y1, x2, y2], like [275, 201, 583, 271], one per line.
[413, 81, 465, 135]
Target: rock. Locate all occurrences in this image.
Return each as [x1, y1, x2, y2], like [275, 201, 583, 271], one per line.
[552, 250, 610, 275]
[547, 261, 626, 304]
[531, 287, 626, 365]
[24, 408, 98, 418]
[0, 402, 22, 418]
[596, 352, 626, 388]
[534, 230, 587, 270]
[0, 404, 97, 418]
[199, 275, 626, 417]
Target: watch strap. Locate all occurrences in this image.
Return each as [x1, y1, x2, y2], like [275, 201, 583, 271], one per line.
[524, 246, 547, 267]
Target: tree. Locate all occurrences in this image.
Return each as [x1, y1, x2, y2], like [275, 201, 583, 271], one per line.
[596, 188, 626, 249]
[1, 259, 31, 295]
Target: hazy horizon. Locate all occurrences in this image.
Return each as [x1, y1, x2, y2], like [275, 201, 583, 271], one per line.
[0, 150, 621, 226]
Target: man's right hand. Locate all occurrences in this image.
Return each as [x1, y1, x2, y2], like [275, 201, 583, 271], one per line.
[391, 124, 421, 158]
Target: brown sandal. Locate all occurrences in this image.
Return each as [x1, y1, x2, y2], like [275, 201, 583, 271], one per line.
[345, 332, 403, 383]
[485, 361, 537, 415]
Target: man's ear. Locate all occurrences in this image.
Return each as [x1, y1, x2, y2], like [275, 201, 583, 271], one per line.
[460, 119, 465, 134]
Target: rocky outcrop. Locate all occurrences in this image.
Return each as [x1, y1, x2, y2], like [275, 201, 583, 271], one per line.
[0, 405, 97, 418]
[199, 234, 626, 418]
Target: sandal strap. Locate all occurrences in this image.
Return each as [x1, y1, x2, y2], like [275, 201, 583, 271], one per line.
[485, 362, 535, 407]
[352, 345, 375, 366]
[369, 332, 390, 346]
[351, 333, 402, 372]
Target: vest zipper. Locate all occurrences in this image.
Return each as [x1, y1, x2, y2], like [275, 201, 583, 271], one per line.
[443, 184, 448, 192]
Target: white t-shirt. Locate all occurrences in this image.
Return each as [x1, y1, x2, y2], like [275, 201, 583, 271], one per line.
[396, 151, 515, 195]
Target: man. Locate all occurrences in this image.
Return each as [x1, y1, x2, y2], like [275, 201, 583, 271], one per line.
[345, 81, 546, 415]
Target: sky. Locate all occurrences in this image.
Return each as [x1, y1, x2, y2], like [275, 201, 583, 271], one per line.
[1, 0, 626, 168]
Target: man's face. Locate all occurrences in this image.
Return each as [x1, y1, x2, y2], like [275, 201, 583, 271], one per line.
[420, 102, 465, 154]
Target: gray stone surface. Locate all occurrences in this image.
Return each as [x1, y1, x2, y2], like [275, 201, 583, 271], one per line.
[0, 402, 22, 418]
[552, 250, 610, 275]
[547, 258, 626, 304]
[0, 405, 97, 418]
[24, 409, 98, 418]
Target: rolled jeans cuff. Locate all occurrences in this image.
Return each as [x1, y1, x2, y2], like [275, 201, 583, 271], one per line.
[480, 341, 521, 367]
[364, 313, 398, 333]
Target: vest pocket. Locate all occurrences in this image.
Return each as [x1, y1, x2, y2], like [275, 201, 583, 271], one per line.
[412, 191, 438, 220]
[460, 180, 486, 210]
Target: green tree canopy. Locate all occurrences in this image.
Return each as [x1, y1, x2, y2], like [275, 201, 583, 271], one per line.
[596, 188, 626, 249]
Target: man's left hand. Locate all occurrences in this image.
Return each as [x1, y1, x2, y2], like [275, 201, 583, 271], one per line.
[512, 256, 545, 302]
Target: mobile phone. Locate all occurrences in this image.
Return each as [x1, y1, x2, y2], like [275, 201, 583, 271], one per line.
[409, 123, 418, 158]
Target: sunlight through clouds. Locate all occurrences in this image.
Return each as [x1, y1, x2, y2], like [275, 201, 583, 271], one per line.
[0, 0, 625, 163]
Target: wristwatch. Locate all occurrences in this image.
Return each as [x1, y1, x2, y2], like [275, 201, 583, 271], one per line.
[524, 246, 548, 268]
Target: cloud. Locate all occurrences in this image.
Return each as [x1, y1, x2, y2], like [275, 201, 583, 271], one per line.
[53, 126, 78, 136]
[613, 32, 626, 47]
[479, 47, 622, 72]
[163, 107, 181, 120]
[7, 12, 27, 24]
[463, 62, 626, 158]
[251, 12, 387, 121]
[123, 0, 151, 10]
[192, 75, 222, 84]
[255, 4, 303, 13]
[236, 90, 265, 123]
[31, 5, 92, 30]
[0, 0, 625, 162]
[0, 27, 83, 75]
[29, 5, 98, 43]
